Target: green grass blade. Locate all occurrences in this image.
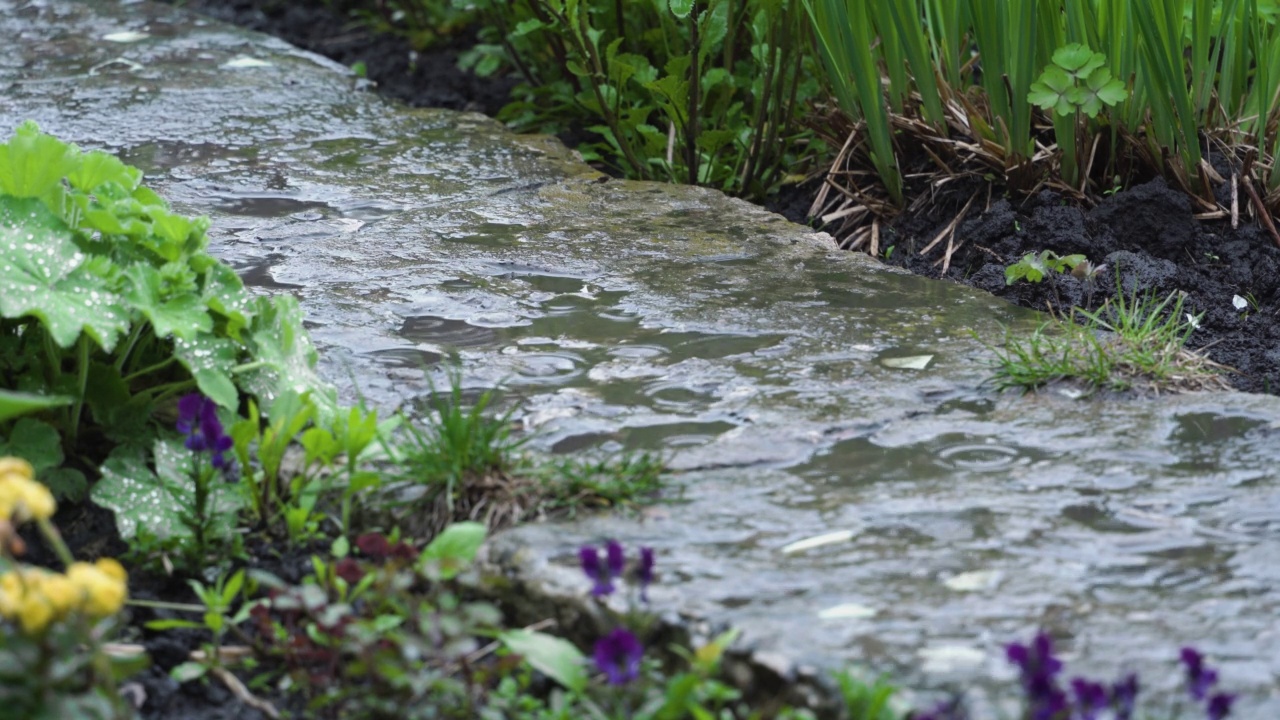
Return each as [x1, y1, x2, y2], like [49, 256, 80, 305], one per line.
[885, 0, 947, 129]
[803, 0, 903, 203]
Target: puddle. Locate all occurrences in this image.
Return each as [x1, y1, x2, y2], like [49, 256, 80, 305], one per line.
[398, 316, 500, 348]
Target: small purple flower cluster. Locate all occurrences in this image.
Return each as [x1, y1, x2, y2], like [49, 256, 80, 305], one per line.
[1004, 632, 1234, 720]
[1180, 648, 1235, 720]
[177, 393, 233, 470]
[578, 540, 655, 685]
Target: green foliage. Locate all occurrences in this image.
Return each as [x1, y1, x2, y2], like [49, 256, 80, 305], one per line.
[539, 451, 667, 516]
[1004, 250, 1087, 285]
[388, 373, 666, 531]
[835, 669, 902, 720]
[456, 0, 822, 199]
[0, 605, 142, 720]
[805, 0, 904, 203]
[803, 0, 1280, 206]
[146, 569, 249, 683]
[0, 121, 333, 495]
[248, 524, 507, 718]
[499, 628, 589, 695]
[92, 439, 244, 568]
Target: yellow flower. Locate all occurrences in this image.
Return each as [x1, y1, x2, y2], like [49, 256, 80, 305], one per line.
[67, 560, 128, 618]
[0, 457, 56, 523]
[40, 572, 80, 616]
[17, 592, 56, 635]
[0, 567, 63, 634]
[0, 458, 33, 481]
[0, 559, 128, 635]
[0, 571, 22, 617]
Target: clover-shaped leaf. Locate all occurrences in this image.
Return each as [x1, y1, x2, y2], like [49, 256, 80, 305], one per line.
[1073, 66, 1129, 118]
[1028, 66, 1075, 117]
[1052, 43, 1106, 79]
[0, 196, 130, 350]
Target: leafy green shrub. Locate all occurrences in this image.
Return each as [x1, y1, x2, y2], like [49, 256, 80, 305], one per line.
[0, 121, 332, 509]
[249, 522, 504, 718]
[456, 0, 822, 199]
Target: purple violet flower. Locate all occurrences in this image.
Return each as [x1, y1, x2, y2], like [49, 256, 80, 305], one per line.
[1110, 673, 1139, 720]
[579, 545, 615, 597]
[606, 540, 625, 577]
[637, 546, 655, 602]
[593, 627, 643, 685]
[1071, 678, 1109, 720]
[177, 393, 234, 470]
[1006, 632, 1068, 720]
[1180, 647, 1220, 701]
[1206, 692, 1235, 720]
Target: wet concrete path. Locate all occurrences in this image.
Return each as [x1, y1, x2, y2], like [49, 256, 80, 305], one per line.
[3, 1, 1279, 713]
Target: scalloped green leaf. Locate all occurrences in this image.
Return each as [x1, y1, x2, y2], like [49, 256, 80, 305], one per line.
[241, 295, 335, 420]
[92, 440, 243, 540]
[0, 196, 130, 349]
[123, 263, 212, 341]
[0, 121, 80, 199]
[173, 333, 240, 409]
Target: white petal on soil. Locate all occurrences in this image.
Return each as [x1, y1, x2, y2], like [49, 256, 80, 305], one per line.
[880, 354, 933, 370]
[103, 31, 149, 43]
[1233, 294, 1248, 310]
[818, 603, 876, 620]
[1185, 313, 1201, 329]
[222, 56, 273, 69]
[780, 529, 856, 554]
[943, 570, 1002, 592]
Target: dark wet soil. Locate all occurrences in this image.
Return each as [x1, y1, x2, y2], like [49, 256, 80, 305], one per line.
[169, 0, 516, 116]
[882, 179, 1280, 394]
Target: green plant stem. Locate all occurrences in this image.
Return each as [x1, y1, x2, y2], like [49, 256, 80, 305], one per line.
[229, 359, 267, 375]
[149, 381, 197, 409]
[122, 356, 177, 384]
[126, 598, 206, 612]
[112, 323, 146, 373]
[685, 2, 702, 185]
[189, 455, 210, 560]
[66, 335, 90, 450]
[36, 518, 76, 569]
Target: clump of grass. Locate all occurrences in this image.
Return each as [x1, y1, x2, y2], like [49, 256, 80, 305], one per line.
[537, 451, 667, 518]
[388, 371, 666, 534]
[985, 289, 1231, 395]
